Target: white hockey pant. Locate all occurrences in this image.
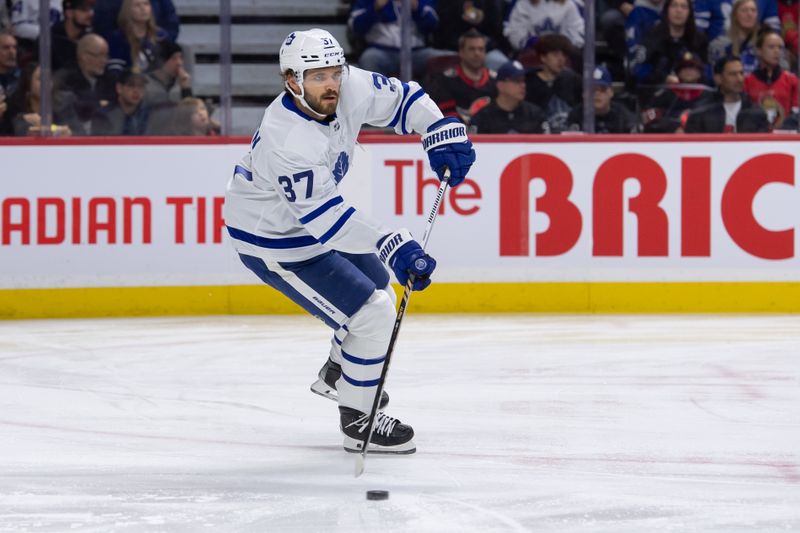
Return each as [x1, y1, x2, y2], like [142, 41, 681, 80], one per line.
[329, 284, 396, 364]
[334, 287, 396, 413]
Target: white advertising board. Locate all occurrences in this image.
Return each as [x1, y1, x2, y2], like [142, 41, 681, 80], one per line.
[1, 136, 798, 289]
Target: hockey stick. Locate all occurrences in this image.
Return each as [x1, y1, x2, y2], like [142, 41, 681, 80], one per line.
[355, 175, 450, 477]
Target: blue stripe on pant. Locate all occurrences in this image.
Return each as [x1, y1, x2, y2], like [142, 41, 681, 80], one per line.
[341, 374, 381, 387]
[342, 350, 387, 366]
[341, 349, 386, 387]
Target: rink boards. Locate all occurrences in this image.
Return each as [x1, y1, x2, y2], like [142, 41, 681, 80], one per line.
[1, 134, 800, 318]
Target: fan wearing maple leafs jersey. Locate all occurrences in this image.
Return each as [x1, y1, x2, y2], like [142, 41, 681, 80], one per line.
[504, 0, 585, 51]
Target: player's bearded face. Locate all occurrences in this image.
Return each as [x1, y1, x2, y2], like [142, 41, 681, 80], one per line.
[302, 67, 343, 116]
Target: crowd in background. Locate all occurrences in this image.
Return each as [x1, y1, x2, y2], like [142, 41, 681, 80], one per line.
[1, 0, 799, 136]
[0, 0, 218, 136]
[349, 0, 799, 133]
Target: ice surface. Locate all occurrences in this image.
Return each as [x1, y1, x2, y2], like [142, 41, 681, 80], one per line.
[1, 314, 798, 532]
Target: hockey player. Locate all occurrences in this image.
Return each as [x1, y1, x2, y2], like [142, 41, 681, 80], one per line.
[223, 29, 475, 454]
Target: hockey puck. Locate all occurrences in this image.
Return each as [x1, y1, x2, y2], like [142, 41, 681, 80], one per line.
[366, 490, 389, 501]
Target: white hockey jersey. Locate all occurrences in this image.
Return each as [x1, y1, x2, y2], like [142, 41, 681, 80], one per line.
[223, 66, 443, 263]
[504, 0, 585, 50]
[10, 0, 61, 40]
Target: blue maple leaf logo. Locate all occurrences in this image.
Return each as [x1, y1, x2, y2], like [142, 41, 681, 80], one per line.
[332, 151, 349, 184]
[533, 18, 558, 36]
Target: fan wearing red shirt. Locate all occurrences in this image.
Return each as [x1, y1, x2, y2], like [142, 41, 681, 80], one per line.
[744, 28, 799, 128]
[425, 28, 496, 122]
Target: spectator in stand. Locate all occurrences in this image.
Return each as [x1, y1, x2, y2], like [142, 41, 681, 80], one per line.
[744, 28, 798, 127]
[91, 67, 148, 135]
[695, 0, 728, 39]
[0, 29, 17, 134]
[524, 33, 581, 132]
[349, 0, 452, 78]
[504, 0, 585, 51]
[685, 55, 769, 131]
[470, 59, 547, 132]
[567, 64, 639, 133]
[4, 61, 77, 135]
[757, 0, 782, 30]
[600, 0, 635, 68]
[107, 0, 168, 73]
[53, 32, 116, 134]
[432, 0, 509, 70]
[641, 51, 711, 131]
[696, 0, 780, 41]
[633, 0, 708, 89]
[143, 40, 192, 132]
[0, 30, 20, 96]
[93, 0, 178, 42]
[1, 58, 30, 135]
[9, 0, 62, 63]
[153, 97, 218, 136]
[778, 0, 797, 62]
[51, 0, 95, 72]
[426, 28, 496, 122]
[143, 40, 190, 106]
[708, 0, 762, 75]
[10, 0, 63, 44]
[625, 0, 664, 70]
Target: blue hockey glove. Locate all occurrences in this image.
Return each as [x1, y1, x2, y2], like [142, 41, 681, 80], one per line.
[377, 229, 437, 291]
[421, 117, 476, 188]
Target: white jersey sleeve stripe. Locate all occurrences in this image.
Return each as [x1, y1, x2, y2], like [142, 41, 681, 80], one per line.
[400, 88, 426, 134]
[299, 195, 344, 224]
[422, 5, 439, 22]
[386, 82, 410, 129]
[318, 207, 357, 244]
[234, 164, 253, 181]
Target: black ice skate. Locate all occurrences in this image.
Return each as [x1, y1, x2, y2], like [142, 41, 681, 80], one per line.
[339, 406, 416, 454]
[310, 358, 389, 409]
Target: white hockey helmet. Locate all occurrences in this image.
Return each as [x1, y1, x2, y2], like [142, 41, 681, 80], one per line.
[279, 28, 346, 89]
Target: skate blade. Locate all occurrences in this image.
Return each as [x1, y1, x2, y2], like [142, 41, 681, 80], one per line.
[342, 436, 416, 455]
[310, 378, 337, 402]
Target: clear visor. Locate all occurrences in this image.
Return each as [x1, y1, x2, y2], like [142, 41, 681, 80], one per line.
[301, 64, 349, 87]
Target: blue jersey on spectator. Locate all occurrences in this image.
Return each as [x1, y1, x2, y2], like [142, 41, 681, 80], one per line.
[695, 0, 780, 40]
[107, 28, 169, 73]
[752, 0, 780, 29]
[625, 0, 662, 72]
[93, 0, 179, 42]
[708, 34, 759, 75]
[694, 0, 729, 38]
[350, 0, 439, 49]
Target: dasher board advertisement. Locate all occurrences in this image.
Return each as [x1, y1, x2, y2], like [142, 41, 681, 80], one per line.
[2, 136, 798, 290]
